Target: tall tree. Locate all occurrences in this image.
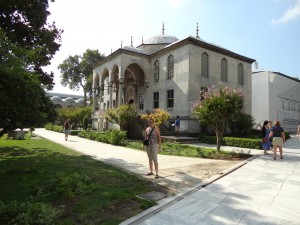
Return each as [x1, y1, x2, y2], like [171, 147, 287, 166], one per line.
[58, 49, 105, 107]
[192, 85, 244, 151]
[0, 0, 63, 89]
[0, 0, 62, 137]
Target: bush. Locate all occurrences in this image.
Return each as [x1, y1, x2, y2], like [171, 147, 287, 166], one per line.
[106, 128, 127, 145]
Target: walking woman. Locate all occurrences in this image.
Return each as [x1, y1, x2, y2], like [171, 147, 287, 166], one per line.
[269, 120, 285, 160]
[261, 120, 271, 154]
[144, 119, 161, 179]
[64, 119, 71, 141]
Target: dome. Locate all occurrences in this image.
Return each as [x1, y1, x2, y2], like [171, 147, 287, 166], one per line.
[144, 34, 178, 44]
[51, 96, 62, 101]
[76, 98, 84, 104]
[64, 97, 75, 103]
[123, 46, 145, 54]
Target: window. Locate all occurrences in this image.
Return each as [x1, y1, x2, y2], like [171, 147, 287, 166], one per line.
[200, 86, 208, 100]
[154, 60, 159, 82]
[201, 52, 209, 78]
[139, 94, 144, 110]
[167, 55, 174, 79]
[238, 63, 244, 85]
[221, 58, 228, 82]
[153, 92, 159, 109]
[166, 89, 174, 108]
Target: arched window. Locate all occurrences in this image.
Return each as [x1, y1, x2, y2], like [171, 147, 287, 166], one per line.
[201, 52, 209, 78]
[238, 63, 244, 85]
[154, 60, 159, 82]
[221, 58, 228, 82]
[167, 55, 174, 79]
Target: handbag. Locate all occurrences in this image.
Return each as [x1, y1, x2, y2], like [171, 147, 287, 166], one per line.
[262, 137, 268, 143]
[143, 127, 155, 146]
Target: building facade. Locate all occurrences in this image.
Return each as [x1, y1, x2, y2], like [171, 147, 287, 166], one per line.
[46, 92, 85, 109]
[92, 31, 255, 133]
[252, 70, 300, 132]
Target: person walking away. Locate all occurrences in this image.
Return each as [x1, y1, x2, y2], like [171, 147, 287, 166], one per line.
[144, 119, 161, 179]
[269, 120, 285, 160]
[175, 116, 180, 137]
[64, 119, 71, 141]
[261, 120, 271, 154]
[297, 125, 300, 136]
[268, 121, 273, 150]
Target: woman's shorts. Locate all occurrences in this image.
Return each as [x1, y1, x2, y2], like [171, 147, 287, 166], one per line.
[64, 129, 70, 134]
[272, 137, 283, 146]
[146, 144, 158, 163]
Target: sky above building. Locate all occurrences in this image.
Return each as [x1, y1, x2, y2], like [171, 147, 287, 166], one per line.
[45, 0, 300, 95]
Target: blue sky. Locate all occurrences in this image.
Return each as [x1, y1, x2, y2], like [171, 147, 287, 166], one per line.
[46, 0, 300, 95]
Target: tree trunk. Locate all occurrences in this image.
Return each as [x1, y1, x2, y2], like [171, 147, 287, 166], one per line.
[216, 130, 223, 152]
[83, 90, 87, 107]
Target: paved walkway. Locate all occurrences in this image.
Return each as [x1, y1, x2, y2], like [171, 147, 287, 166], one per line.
[34, 129, 258, 193]
[34, 129, 300, 224]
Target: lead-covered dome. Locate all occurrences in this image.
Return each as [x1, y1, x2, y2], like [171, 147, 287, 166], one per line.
[144, 34, 178, 44]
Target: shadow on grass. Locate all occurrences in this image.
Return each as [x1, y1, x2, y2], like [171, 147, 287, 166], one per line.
[0, 144, 155, 225]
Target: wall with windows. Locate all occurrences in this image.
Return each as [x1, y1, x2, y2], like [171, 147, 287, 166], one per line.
[252, 71, 300, 132]
[92, 35, 255, 133]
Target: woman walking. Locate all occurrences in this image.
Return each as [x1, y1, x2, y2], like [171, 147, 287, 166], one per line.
[261, 120, 271, 154]
[144, 119, 161, 179]
[269, 120, 285, 160]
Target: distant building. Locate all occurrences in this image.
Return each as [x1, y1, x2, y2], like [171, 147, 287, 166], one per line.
[92, 25, 255, 133]
[252, 70, 300, 132]
[46, 92, 85, 109]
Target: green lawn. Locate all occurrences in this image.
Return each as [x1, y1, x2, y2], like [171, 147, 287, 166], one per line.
[0, 135, 155, 225]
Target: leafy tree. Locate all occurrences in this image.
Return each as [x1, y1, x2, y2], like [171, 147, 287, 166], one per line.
[58, 49, 105, 106]
[0, 70, 57, 137]
[57, 107, 92, 126]
[141, 108, 171, 127]
[192, 85, 244, 151]
[228, 111, 255, 137]
[0, 0, 63, 89]
[0, 17, 59, 137]
[105, 104, 138, 131]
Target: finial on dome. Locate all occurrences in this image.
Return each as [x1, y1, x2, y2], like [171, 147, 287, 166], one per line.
[196, 22, 199, 38]
[131, 36, 133, 47]
[142, 36, 144, 44]
[111, 49, 112, 53]
[162, 22, 165, 36]
[121, 40, 123, 48]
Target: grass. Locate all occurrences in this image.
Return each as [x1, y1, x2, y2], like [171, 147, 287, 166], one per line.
[125, 140, 251, 160]
[0, 135, 156, 225]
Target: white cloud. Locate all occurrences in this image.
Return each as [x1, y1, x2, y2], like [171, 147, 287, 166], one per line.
[272, 0, 300, 25]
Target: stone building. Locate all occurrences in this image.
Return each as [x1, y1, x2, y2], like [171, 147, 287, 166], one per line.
[252, 70, 300, 132]
[92, 26, 255, 133]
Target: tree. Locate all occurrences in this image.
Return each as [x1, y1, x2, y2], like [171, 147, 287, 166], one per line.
[228, 111, 255, 137]
[0, 0, 63, 89]
[0, 70, 57, 138]
[0, 1, 62, 137]
[105, 104, 138, 131]
[192, 85, 244, 151]
[58, 49, 105, 107]
[141, 108, 171, 127]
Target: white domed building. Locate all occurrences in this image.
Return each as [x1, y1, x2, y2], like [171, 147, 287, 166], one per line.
[47, 92, 85, 108]
[92, 25, 255, 134]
